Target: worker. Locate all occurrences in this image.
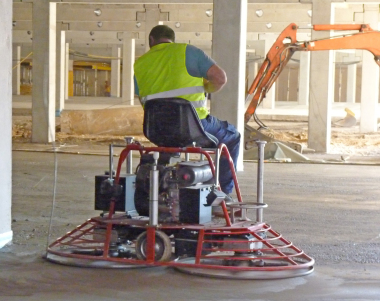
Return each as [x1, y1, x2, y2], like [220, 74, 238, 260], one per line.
[104, 80, 111, 97]
[134, 25, 240, 199]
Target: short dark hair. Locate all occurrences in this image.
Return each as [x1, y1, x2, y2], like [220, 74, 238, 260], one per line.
[149, 25, 175, 42]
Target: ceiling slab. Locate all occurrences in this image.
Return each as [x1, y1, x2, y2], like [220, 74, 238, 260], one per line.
[12, 1, 378, 58]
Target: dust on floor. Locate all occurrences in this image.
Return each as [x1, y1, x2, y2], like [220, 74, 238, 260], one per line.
[13, 115, 380, 156]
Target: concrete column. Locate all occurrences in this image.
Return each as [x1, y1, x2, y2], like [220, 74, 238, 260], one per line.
[122, 33, 135, 105]
[298, 52, 310, 105]
[247, 62, 254, 93]
[16, 46, 21, 95]
[144, 5, 161, 52]
[253, 62, 259, 83]
[346, 61, 357, 104]
[12, 45, 21, 95]
[0, 0, 12, 248]
[68, 59, 73, 97]
[32, 1, 56, 143]
[261, 34, 276, 109]
[212, 0, 247, 171]
[360, 4, 379, 133]
[308, 0, 334, 152]
[247, 60, 258, 95]
[56, 29, 65, 114]
[65, 42, 69, 100]
[94, 68, 98, 97]
[111, 45, 121, 97]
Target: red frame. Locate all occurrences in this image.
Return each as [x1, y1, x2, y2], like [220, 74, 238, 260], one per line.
[47, 142, 314, 276]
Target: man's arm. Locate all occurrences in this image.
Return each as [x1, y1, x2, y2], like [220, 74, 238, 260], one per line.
[203, 64, 227, 93]
[185, 45, 227, 93]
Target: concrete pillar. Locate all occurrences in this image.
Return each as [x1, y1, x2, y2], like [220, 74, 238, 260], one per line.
[94, 68, 98, 97]
[360, 4, 379, 133]
[212, 0, 247, 171]
[111, 45, 121, 97]
[308, 0, 334, 152]
[32, 1, 56, 143]
[12, 45, 21, 95]
[68, 59, 73, 97]
[56, 29, 65, 114]
[65, 42, 69, 100]
[261, 34, 276, 109]
[16, 46, 21, 95]
[0, 0, 12, 248]
[253, 62, 259, 84]
[346, 61, 357, 104]
[298, 52, 310, 105]
[122, 33, 135, 105]
[144, 5, 161, 52]
[247, 62, 254, 94]
[247, 60, 258, 96]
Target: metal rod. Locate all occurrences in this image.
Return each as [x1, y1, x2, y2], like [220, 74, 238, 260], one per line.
[149, 152, 159, 226]
[256, 140, 267, 223]
[214, 148, 220, 187]
[187, 142, 195, 161]
[124, 136, 134, 174]
[108, 144, 114, 180]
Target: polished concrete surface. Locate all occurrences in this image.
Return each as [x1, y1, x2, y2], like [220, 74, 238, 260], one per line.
[1, 147, 380, 301]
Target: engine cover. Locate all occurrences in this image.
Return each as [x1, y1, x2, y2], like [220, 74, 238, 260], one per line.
[134, 155, 213, 224]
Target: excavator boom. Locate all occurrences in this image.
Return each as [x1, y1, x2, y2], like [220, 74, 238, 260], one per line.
[245, 23, 380, 124]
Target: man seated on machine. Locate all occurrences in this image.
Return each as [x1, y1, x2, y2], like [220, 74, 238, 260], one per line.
[133, 25, 241, 202]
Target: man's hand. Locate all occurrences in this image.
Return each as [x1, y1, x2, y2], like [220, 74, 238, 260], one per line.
[204, 64, 227, 93]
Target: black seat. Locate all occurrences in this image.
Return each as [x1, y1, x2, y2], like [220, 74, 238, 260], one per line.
[143, 98, 218, 148]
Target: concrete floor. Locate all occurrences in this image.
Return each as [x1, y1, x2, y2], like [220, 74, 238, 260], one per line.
[1, 147, 380, 300]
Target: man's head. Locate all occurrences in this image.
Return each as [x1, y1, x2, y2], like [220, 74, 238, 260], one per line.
[149, 25, 175, 48]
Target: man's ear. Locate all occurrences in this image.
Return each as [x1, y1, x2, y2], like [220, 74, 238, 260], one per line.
[149, 36, 155, 48]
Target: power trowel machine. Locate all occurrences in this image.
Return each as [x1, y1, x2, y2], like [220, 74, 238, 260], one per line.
[46, 97, 314, 279]
[47, 19, 380, 278]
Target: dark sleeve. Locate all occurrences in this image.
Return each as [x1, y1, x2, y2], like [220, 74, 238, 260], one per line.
[134, 75, 139, 95]
[185, 44, 216, 79]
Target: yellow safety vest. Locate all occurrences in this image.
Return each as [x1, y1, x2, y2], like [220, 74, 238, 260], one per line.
[134, 43, 209, 119]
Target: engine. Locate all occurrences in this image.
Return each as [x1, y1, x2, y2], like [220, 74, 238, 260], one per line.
[134, 153, 214, 223]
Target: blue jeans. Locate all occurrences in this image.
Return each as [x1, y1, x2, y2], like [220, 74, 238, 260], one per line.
[201, 115, 241, 194]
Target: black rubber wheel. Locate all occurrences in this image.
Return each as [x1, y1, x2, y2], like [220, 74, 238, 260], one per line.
[135, 230, 172, 262]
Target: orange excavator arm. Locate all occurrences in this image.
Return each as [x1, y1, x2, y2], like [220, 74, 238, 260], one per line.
[244, 23, 380, 124]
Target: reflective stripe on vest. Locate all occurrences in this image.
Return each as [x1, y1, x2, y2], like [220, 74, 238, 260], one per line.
[140, 86, 206, 107]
